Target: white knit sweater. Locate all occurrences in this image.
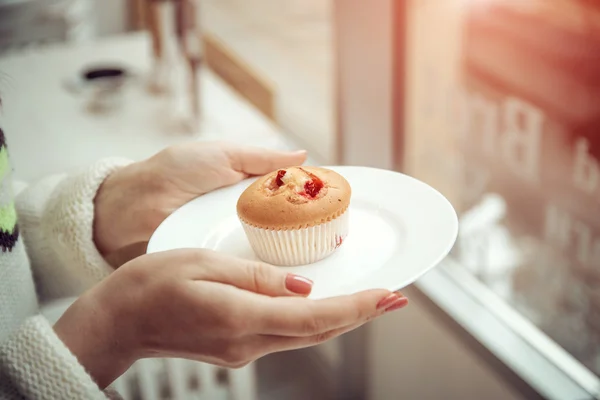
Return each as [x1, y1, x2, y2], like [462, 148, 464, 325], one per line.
[0, 129, 132, 399]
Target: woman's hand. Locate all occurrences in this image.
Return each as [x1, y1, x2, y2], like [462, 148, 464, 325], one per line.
[53, 249, 407, 388]
[93, 141, 307, 263]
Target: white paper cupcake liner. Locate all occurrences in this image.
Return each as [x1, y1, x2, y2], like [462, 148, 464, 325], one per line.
[241, 210, 349, 266]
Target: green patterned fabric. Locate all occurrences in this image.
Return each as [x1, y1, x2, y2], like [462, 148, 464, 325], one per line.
[0, 203, 17, 233]
[0, 128, 18, 252]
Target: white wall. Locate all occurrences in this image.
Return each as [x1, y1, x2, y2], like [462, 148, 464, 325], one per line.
[333, 0, 394, 168]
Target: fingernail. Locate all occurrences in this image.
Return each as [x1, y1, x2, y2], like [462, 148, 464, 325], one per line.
[293, 149, 307, 155]
[384, 297, 409, 312]
[285, 274, 313, 295]
[377, 292, 402, 310]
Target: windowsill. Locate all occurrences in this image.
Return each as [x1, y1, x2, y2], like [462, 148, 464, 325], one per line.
[414, 260, 599, 400]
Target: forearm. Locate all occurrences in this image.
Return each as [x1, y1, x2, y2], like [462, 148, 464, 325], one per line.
[93, 160, 161, 265]
[53, 291, 136, 389]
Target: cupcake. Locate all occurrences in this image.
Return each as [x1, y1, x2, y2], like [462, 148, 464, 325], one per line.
[237, 166, 351, 266]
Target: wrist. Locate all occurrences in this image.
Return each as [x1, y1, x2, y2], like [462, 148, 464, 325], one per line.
[93, 161, 162, 258]
[53, 291, 139, 388]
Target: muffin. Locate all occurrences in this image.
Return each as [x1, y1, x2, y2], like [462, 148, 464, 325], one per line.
[237, 166, 351, 266]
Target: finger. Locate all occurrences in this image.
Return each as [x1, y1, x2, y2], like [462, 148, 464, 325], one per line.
[224, 144, 308, 176]
[248, 298, 408, 357]
[257, 319, 370, 356]
[256, 289, 407, 336]
[187, 250, 314, 297]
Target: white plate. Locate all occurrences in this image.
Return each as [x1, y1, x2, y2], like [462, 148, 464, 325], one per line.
[147, 166, 458, 299]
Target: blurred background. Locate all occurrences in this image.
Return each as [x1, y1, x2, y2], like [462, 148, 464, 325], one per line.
[1, 0, 600, 399]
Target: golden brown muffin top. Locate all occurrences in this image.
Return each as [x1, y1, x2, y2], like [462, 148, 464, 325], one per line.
[237, 166, 351, 229]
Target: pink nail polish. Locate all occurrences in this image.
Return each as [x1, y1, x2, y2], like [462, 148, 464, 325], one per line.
[384, 297, 409, 312]
[377, 293, 401, 310]
[285, 274, 313, 295]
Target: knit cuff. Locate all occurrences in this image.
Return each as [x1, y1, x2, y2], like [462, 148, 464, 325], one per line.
[41, 158, 133, 286]
[0, 315, 108, 400]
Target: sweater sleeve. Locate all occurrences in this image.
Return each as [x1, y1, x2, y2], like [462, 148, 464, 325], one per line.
[15, 158, 133, 302]
[0, 315, 109, 400]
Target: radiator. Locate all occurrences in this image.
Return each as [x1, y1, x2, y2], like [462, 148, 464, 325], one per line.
[111, 358, 256, 400]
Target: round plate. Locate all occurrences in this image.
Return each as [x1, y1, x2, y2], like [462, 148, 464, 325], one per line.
[147, 166, 458, 299]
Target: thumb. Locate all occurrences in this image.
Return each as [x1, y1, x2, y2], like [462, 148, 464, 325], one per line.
[191, 250, 313, 297]
[225, 145, 308, 176]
